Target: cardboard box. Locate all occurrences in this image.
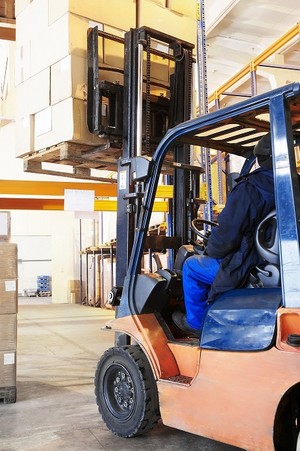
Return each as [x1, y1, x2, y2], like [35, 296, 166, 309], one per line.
[0, 243, 18, 279]
[16, 0, 49, 41]
[34, 97, 105, 151]
[168, 0, 196, 18]
[69, 0, 136, 30]
[0, 211, 11, 242]
[0, 279, 18, 314]
[103, 25, 125, 71]
[16, 67, 50, 117]
[137, 0, 197, 45]
[16, 115, 34, 157]
[48, 0, 68, 25]
[15, 40, 31, 85]
[30, 13, 69, 77]
[0, 314, 17, 351]
[0, 350, 16, 387]
[51, 54, 87, 105]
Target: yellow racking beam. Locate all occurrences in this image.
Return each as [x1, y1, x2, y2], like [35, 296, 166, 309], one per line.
[0, 198, 169, 212]
[0, 180, 173, 198]
[0, 180, 117, 197]
[209, 22, 300, 103]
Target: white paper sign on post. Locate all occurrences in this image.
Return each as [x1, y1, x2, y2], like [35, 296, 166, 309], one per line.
[64, 189, 95, 212]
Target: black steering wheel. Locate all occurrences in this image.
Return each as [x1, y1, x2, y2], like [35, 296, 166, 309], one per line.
[191, 218, 218, 244]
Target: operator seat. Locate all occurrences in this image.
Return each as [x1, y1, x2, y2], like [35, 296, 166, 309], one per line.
[247, 209, 280, 288]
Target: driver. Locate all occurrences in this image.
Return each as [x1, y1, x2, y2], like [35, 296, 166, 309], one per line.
[172, 132, 275, 336]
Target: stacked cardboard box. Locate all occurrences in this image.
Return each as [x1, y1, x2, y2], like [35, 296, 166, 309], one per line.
[15, 0, 136, 157]
[0, 212, 18, 404]
[68, 279, 81, 304]
[15, 0, 197, 158]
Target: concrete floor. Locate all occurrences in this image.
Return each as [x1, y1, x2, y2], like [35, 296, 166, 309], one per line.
[0, 298, 243, 451]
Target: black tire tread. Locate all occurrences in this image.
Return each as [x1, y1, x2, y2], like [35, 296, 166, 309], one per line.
[95, 345, 160, 437]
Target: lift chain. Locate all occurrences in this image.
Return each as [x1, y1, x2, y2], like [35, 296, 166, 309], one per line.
[145, 34, 151, 155]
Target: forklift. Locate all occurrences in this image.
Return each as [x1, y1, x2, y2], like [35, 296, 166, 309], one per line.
[87, 26, 300, 451]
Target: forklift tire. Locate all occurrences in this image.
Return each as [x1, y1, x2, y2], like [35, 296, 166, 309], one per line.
[94, 345, 160, 437]
[274, 386, 300, 451]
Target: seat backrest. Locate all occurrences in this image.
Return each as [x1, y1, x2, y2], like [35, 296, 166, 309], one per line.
[255, 209, 279, 264]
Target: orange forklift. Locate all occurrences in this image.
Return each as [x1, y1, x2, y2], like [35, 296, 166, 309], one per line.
[93, 81, 300, 451]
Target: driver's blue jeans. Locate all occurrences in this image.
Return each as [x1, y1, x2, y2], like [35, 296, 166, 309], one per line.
[182, 255, 221, 330]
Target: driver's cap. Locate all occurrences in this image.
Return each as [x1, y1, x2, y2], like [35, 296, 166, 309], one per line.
[253, 133, 271, 157]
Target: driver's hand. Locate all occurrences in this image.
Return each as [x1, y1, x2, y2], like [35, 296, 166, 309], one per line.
[194, 244, 206, 255]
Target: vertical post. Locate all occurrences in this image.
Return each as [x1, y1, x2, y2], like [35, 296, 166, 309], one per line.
[79, 219, 83, 304]
[115, 29, 138, 288]
[269, 94, 300, 307]
[136, 42, 144, 157]
[196, 0, 213, 221]
[250, 62, 257, 97]
[214, 95, 224, 205]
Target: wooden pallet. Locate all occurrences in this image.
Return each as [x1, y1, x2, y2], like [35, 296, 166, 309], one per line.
[23, 141, 121, 182]
[0, 386, 16, 404]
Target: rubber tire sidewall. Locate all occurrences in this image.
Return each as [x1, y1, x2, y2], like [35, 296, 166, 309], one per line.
[95, 345, 159, 437]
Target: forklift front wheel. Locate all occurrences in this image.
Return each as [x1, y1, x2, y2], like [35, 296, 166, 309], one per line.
[95, 345, 160, 437]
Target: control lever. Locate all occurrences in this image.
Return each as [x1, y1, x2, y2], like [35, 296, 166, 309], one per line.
[152, 252, 163, 270]
[255, 266, 271, 277]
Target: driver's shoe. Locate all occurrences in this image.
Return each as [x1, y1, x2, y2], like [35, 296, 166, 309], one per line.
[172, 311, 200, 337]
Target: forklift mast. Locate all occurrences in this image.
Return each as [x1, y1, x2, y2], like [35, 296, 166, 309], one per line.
[87, 26, 196, 289]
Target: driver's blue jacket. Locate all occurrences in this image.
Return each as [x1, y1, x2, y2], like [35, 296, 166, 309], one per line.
[205, 166, 275, 302]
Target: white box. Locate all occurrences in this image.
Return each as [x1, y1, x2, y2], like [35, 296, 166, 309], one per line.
[34, 97, 104, 151]
[16, 67, 50, 117]
[48, 0, 69, 25]
[15, 41, 31, 85]
[30, 13, 69, 76]
[16, 115, 34, 157]
[16, 0, 49, 41]
[15, 0, 32, 17]
[51, 54, 86, 105]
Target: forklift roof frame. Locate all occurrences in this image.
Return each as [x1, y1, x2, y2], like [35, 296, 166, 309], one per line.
[118, 82, 300, 316]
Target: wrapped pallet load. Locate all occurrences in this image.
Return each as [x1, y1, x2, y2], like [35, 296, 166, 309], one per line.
[0, 212, 18, 404]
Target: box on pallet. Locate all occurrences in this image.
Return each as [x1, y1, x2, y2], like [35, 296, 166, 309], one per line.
[0, 350, 16, 387]
[0, 279, 18, 314]
[0, 243, 18, 279]
[0, 314, 17, 351]
[0, 211, 11, 242]
[68, 280, 81, 304]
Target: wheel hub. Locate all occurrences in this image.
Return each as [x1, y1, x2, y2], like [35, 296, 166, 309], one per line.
[113, 370, 134, 410]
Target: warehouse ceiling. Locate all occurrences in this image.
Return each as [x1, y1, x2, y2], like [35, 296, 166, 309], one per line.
[205, 0, 300, 105]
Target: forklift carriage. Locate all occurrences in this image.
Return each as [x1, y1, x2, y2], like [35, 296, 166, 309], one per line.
[94, 82, 300, 451]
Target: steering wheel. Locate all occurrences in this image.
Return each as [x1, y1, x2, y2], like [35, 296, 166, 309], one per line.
[191, 218, 218, 244]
